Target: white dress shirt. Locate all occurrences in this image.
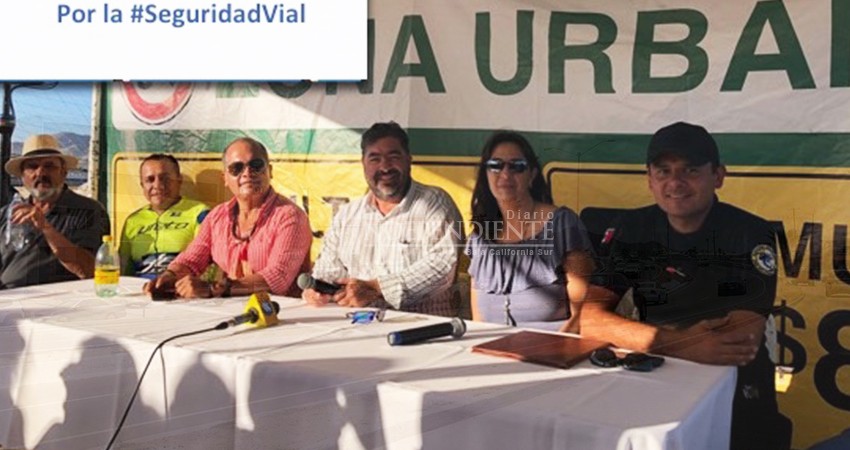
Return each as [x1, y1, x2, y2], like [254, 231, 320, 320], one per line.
[312, 181, 463, 316]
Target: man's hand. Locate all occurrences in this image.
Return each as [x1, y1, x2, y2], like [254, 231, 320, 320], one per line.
[333, 278, 383, 308]
[174, 275, 213, 299]
[10, 202, 49, 231]
[662, 313, 764, 366]
[143, 270, 178, 297]
[302, 287, 333, 306]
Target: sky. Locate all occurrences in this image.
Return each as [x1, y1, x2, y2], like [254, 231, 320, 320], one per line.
[7, 82, 94, 141]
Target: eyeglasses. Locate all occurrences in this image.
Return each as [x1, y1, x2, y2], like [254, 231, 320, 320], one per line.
[346, 309, 385, 324]
[589, 348, 665, 372]
[485, 158, 529, 174]
[226, 158, 267, 177]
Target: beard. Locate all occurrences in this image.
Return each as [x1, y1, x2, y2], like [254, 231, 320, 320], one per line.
[370, 170, 410, 201]
[28, 180, 63, 201]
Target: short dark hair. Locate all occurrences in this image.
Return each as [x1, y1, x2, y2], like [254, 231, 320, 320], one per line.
[140, 153, 181, 177]
[360, 122, 410, 156]
[223, 137, 270, 163]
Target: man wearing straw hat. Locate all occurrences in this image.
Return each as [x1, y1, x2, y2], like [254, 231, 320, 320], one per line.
[0, 134, 109, 288]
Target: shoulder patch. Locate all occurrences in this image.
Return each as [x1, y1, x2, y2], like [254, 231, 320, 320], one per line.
[602, 227, 616, 245]
[751, 244, 777, 276]
[197, 210, 209, 224]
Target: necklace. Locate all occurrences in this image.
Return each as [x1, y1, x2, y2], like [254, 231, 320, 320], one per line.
[231, 207, 260, 242]
[230, 189, 273, 242]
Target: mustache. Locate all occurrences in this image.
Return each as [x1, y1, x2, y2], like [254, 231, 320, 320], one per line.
[374, 169, 401, 180]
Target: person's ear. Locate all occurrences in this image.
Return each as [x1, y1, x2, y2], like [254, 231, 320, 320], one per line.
[714, 164, 726, 189]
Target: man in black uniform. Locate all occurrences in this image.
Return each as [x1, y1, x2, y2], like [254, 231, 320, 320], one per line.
[581, 122, 790, 450]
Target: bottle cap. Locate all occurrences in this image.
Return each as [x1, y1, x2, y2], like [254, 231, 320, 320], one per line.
[102, 235, 112, 243]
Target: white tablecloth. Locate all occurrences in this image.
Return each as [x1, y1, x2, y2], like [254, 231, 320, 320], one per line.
[0, 277, 736, 450]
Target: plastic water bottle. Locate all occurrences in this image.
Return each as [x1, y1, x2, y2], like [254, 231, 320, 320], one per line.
[5, 193, 31, 251]
[94, 235, 120, 297]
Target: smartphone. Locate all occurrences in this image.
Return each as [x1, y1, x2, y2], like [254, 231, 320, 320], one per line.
[151, 287, 177, 301]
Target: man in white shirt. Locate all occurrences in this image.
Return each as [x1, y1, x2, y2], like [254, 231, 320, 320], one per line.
[303, 122, 463, 316]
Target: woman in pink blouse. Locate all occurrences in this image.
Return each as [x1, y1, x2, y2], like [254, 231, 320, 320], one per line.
[144, 137, 312, 298]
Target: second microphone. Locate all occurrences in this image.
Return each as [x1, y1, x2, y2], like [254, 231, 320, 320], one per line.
[297, 273, 342, 295]
[387, 318, 466, 346]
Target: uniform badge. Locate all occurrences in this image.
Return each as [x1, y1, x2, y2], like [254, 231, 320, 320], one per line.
[602, 227, 616, 245]
[751, 244, 777, 276]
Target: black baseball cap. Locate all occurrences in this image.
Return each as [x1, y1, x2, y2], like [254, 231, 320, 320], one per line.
[646, 122, 720, 166]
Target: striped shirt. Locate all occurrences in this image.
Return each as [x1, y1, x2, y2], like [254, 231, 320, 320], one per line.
[0, 186, 109, 289]
[170, 188, 312, 296]
[312, 181, 463, 316]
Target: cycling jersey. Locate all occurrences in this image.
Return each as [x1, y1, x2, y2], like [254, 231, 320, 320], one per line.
[119, 198, 209, 279]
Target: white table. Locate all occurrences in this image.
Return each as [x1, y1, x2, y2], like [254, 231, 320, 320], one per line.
[0, 278, 736, 450]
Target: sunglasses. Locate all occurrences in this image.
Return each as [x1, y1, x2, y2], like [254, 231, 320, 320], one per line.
[346, 309, 385, 324]
[226, 158, 267, 177]
[589, 348, 665, 372]
[485, 158, 529, 174]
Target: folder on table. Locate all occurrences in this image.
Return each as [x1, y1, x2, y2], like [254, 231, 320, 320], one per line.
[472, 330, 610, 369]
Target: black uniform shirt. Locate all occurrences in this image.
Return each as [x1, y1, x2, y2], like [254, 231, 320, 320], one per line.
[599, 200, 776, 327]
[595, 199, 782, 449]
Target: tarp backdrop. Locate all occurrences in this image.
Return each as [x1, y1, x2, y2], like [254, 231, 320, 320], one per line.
[103, 1, 850, 447]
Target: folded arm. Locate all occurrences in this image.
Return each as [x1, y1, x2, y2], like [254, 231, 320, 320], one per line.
[580, 285, 762, 366]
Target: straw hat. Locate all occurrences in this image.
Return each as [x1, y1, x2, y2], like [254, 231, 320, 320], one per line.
[4, 134, 79, 177]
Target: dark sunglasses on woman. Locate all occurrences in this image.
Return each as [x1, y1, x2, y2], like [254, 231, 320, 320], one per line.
[485, 158, 529, 174]
[227, 158, 267, 177]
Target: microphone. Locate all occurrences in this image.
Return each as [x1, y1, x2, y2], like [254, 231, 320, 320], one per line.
[387, 317, 466, 346]
[297, 273, 342, 295]
[217, 292, 280, 330]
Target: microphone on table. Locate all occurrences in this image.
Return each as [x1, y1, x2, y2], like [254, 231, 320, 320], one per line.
[387, 317, 466, 346]
[297, 273, 342, 295]
[216, 292, 280, 330]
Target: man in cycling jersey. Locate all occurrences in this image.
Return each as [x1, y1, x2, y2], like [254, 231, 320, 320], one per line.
[119, 154, 209, 279]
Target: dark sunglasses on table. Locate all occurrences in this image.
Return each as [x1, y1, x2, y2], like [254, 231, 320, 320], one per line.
[346, 309, 385, 324]
[485, 158, 529, 174]
[589, 348, 665, 372]
[227, 158, 267, 177]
